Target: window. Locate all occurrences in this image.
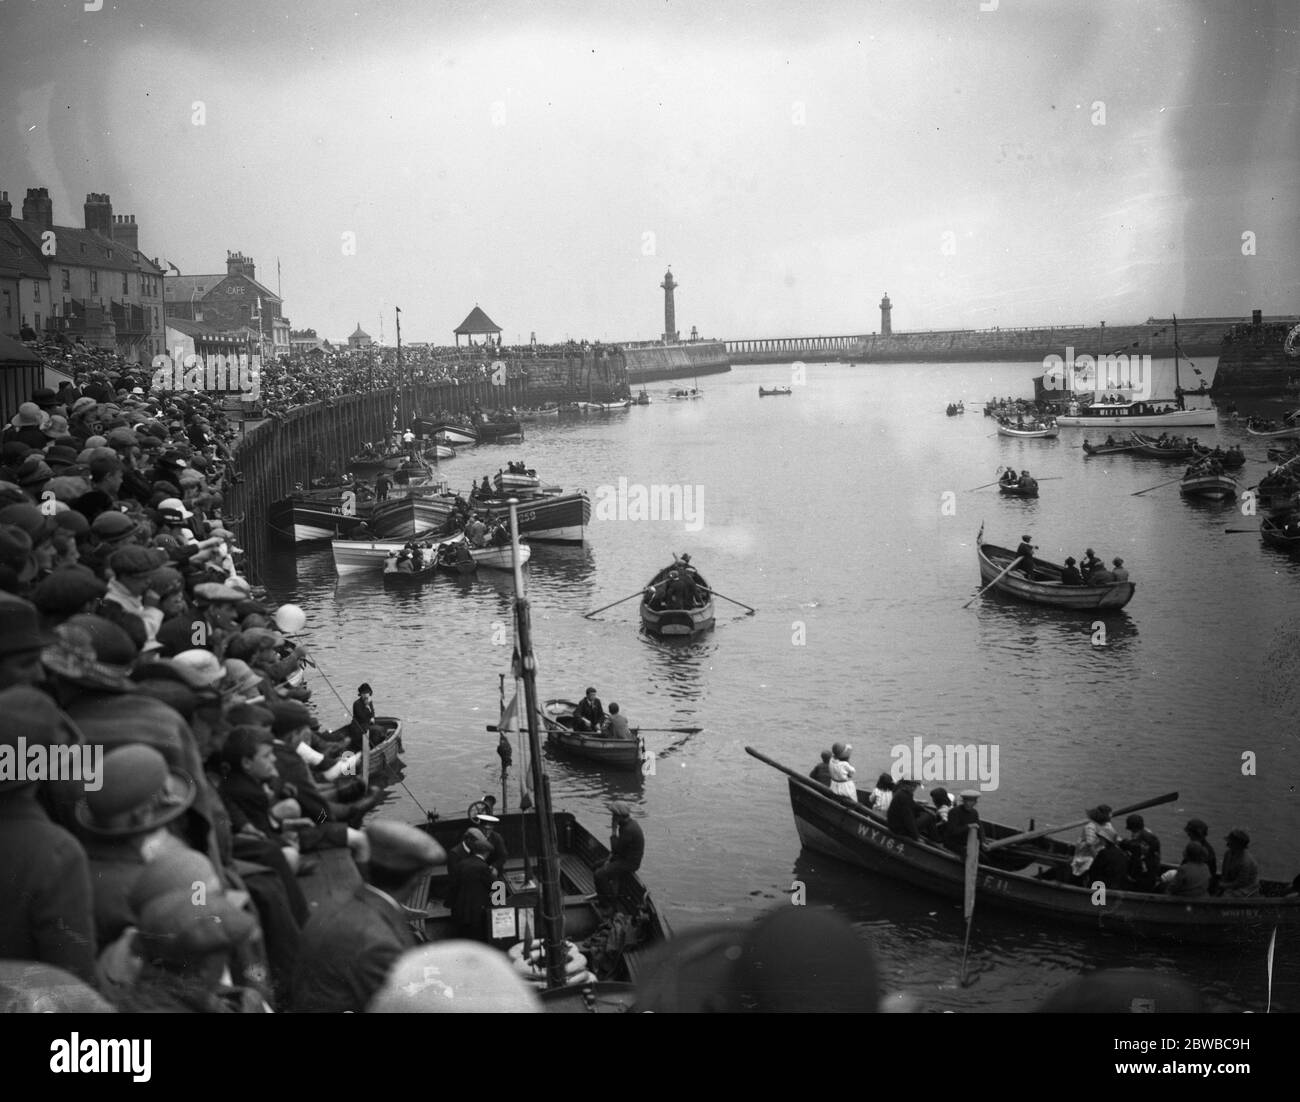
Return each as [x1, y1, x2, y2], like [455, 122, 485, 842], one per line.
[122, 272, 129, 294]
[90, 270, 98, 293]
[152, 307, 158, 329]
[34, 312, 41, 331]
[32, 281, 40, 302]
[1, 290, 10, 320]
[61, 269, 70, 291]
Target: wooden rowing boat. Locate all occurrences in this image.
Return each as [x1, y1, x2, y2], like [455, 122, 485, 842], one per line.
[1128, 431, 1198, 460]
[666, 387, 703, 400]
[476, 418, 524, 442]
[1245, 420, 1300, 440]
[759, 387, 793, 397]
[997, 477, 1038, 497]
[538, 699, 645, 770]
[1081, 439, 1137, 456]
[382, 557, 439, 585]
[1261, 514, 1300, 553]
[996, 420, 1059, 438]
[975, 527, 1135, 610]
[756, 755, 1300, 944]
[1179, 469, 1238, 500]
[640, 563, 715, 637]
[409, 809, 670, 991]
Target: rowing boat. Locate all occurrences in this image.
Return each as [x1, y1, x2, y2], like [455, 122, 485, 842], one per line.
[666, 387, 703, 400]
[751, 751, 1300, 945]
[1245, 421, 1300, 440]
[331, 531, 466, 575]
[577, 400, 632, 412]
[996, 421, 1059, 439]
[1261, 514, 1300, 553]
[640, 563, 715, 637]
[759, 387, 793, 397]
[1128, 431, 1198, 460]
[1081, 439, 1137, 456]
[539, 699, 645, 770]
[1179, 469, 1238, 500]
[323, 715, 404, 773]
[997, 477, 1038, 498]
[975, 526, 1135, 610]
[382, 556, 439, 585]
[476, 418, 524, 442]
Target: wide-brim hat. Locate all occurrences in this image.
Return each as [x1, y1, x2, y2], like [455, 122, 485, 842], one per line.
[10, 403, 48, 430]
[74, 745, 196, 837]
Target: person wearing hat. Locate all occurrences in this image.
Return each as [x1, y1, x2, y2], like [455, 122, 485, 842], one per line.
[574, 685, 605, 732]
[1015, 534, 1037, 580]
[1111, 557, 1130, 583]
[114, 889, 264, 1014]
[1118, 814, 1162, 892]
[1183, 818, 1218, 885]
[943, 790, 985, 857]
[0, 686, 99, 986]
[594, 801, 644, 909]
[100, 544, 168, 649]
[1218, 829, 1259, 897]
[350, 681, 386, 752]
[1060, 556, 1085, 586]
[158, 580, 243, 659]
[292, 821, 447, 1012]
[827, 742, 856, 798]
[471, 812, 508, 877]
[886, 779, 923, 840]
[1164, 841, 1212, 898]
[0, 593, 54, 688]
[74, 744, 198, 949]
[4, 403, 51, 449]
[31, 565, 109, 626]
[1080, 547, 1102, 582]
[1069, 804, 1119, 883]
[15, 455, 54, 501]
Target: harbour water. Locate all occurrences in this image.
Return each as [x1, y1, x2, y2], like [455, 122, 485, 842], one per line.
[259, 358, 1299, 1013]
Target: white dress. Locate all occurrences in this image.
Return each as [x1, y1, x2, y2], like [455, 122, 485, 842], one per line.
[828, 758, 857, 798]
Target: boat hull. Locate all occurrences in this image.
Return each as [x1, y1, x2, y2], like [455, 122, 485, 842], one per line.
[1128, 432, 1197, 460]
[540, 699, 645, 770]
[1057, 409, 1216, 428]
[479, 492, 591, 544]
[1081, 442, 1136, 456]
[784, 776, 1299, 944]
[639, 564, 716, 636]
[1246, 424, 1300, 439]
[976, 533, 1135, 609]
[1261, 515, 1300, 552]
[759, 388, 792, 396]
[996, 424, 1059, 438]
[997, 482, 1038, 497]
[470, 543, 530, 570]
[332, 532, 465, 575]
[383, 564, 438, 585]
[476, 420, 524, 442]
[370, 495, 456, 540]
[1179, 475, 1237, 499]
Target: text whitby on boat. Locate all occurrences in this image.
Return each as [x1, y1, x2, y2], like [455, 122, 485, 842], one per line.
[150, 348, 261, 398]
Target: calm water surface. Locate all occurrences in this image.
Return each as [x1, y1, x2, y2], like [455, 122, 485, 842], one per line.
[257, 359, 1300, 1012]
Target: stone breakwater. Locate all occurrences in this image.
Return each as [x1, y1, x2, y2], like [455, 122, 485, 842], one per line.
[621, 340, 731, 383]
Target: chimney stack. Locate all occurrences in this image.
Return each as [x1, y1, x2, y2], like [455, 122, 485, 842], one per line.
[111, 213, 139, 252]
[21, 187, 53, 231]
[226, 250, 256, 280]
[84, 192, 113, 237]
[0, 191, 11, 220]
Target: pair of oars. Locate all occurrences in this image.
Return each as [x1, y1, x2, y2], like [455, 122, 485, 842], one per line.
[965, 476, 1063, 491]
[585, 587, 757, 618]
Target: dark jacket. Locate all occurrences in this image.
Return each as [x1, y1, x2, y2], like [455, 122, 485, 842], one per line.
[0, 796, 98, 986]
[575, 696, 605, 729]
[292, 884, 416, 1012]
[1169, 860, 1211, 898]
[446, 854, 495, 939]
[944, 803, 983, 855]
[1060, 565, 1085, 586]
[886, 787, 920, 840]
[1120, 829, 1162, 891]
[611, 817, 645, 870]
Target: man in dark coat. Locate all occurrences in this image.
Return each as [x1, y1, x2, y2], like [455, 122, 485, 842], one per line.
[1015, 535, 1036, 580]
[1119, 814, 1162, 891]
[446, 836, 496, 941]
[574, 686, 605, 731]
[595, 801, 644, 907]
[886, 779, 922, 840]
[292, 821, 445, 1012]
[1060, 557, 1085, 586]
[0, 687, 98, 986]
[943, 791, 984, 856]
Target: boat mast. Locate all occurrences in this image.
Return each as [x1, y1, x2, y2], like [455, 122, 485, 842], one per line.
[507, 498, 567, 989]
[1173, 314, 1184, 410]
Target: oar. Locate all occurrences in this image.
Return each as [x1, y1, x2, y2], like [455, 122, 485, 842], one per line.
[963, 556, 1022, 608]
[1130, 476, 1184, 496]
[485, 723, 703, 734]
[584, 589, 645, 618]
[965, 479, 1004, 492]
[984, 791, 1179, 852]
[709, 589, 757, 614]
[959, 823, 980, 986]
[1224, 528, 1258, 534]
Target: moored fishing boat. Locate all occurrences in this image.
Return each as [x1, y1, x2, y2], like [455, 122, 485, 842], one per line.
[369, 493, 457, 540]
[1081, 438, 1137, 456]
[539, 699, 645, 770]
[634, 389, 650, 405]
[268, 488, 371, 543]
[746, 748, 1300, 945]
[1128, 431, 1199, 460]
[975, 526, 1135, 610]
[495, 465, 542, 492]
[347, 448, 407, 475]
[470, 541, 530, 570]
[759, 386, 793, 397]
[477, 490, 591, 543]
[422, 443, 455, 461]
[516, 404, 560, 421]
[476, 417, 524, 442]
[996, 419, 1059, 439]
[577, 400, 632, 412]
[416, 420, 479, 446]
[640, 560, 715, 637]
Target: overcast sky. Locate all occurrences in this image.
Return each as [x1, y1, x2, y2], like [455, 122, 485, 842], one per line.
[2, 0, 1296, 344]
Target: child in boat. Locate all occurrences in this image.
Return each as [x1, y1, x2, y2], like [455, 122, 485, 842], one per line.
[828, 743, 856, 798]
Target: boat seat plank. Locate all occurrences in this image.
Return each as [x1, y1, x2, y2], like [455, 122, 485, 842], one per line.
[560, 853, 598, 897]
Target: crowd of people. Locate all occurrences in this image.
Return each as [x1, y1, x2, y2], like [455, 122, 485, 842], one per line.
[1007, 535, 1129, 586]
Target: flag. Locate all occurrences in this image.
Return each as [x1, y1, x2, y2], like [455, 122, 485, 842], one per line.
[499, 689, 518, 733]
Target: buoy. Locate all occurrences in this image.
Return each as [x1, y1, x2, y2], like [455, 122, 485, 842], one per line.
[274, 603, 308, 634]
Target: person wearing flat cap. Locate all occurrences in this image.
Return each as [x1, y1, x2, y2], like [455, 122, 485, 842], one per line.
[101, 544, 168, 649]
[292, 821, 447, 1013]
[0, 593, 54, 689]
[943, 790, 985, 857]
[1218, 829, 1259, 897]
[594, 801, 644, 909]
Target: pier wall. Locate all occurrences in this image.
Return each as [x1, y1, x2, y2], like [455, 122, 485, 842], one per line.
[621, 340, 731, 383]
[1210, 323, 1299, 393]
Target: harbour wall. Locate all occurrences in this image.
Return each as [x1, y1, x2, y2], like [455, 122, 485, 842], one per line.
[621, 340, 732, 383]
[1210, 322, 1299, 393]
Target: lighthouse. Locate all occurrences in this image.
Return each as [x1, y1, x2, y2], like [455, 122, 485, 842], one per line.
[661, 268, 679, 342]
[879, 292, 893, 337]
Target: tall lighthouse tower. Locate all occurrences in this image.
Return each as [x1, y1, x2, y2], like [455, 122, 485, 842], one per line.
[879, 292, 893, 337]
[661, 268, 679, 342]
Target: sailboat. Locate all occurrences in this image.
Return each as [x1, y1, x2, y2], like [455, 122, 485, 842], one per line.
[410, 499, 671, 1007]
